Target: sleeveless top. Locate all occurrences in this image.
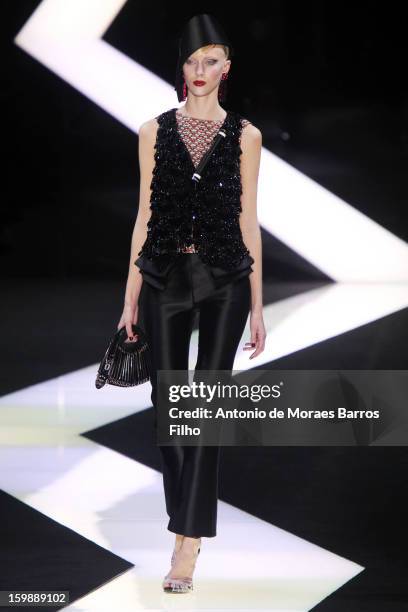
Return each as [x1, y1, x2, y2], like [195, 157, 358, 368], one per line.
[137, 107, 253, 273]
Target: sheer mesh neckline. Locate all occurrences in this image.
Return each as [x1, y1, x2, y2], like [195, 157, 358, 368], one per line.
[175, 109, 226, 123]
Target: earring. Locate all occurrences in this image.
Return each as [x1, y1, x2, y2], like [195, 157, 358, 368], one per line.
[182, 79, 187, 101]
[218, 72, 229, 102]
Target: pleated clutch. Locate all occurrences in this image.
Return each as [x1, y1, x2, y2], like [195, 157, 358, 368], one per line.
[95, 324, 150, 389]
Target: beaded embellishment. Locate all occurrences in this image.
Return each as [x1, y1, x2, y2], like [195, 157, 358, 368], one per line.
[137, 107, 252, 272]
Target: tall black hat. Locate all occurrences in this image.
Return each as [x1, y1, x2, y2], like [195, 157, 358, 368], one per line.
[174, 14, 234, 103]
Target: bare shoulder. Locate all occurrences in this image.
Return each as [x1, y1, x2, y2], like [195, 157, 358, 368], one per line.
[240, 120, 262, 158]
[139, 116, 159, 143]
[241, 119, 262, 145]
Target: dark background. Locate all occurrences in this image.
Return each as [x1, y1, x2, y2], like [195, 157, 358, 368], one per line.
[1, 3, 408, 611]
[3, 1, 408, 282]
[3, 0, 408, 393]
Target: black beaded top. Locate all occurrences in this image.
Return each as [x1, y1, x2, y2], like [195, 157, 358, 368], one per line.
[137, 107, 252, 272]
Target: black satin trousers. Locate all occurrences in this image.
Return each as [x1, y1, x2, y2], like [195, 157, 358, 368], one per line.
[138, 253, 251, 537]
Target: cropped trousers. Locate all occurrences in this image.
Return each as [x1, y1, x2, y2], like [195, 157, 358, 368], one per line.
[138, 253, 251, 537]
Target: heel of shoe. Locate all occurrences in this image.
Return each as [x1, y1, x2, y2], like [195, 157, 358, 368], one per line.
[162, 542, 200, 593]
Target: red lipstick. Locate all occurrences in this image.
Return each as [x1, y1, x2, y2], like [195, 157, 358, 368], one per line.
[193, 80, 206, 86]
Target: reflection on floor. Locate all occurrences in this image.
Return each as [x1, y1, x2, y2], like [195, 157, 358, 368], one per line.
[1, 280, 408, 610]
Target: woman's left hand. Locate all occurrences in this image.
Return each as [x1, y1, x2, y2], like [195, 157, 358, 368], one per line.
[244, 309, 266, 359]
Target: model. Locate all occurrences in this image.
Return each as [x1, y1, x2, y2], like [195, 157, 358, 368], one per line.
[118, 13, 265, 593]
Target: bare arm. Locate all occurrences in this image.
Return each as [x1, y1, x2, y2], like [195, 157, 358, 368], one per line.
[239, 123, 263, 312]
[239, 122, 266, 358]
[119, 118, 158, 336]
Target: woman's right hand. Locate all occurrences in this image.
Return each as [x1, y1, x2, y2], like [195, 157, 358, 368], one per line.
[117, 302, 139, 343]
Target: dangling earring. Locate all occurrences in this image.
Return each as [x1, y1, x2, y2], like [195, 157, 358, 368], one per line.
[182, 79, 187, 101]
[218, 72, 229, 102]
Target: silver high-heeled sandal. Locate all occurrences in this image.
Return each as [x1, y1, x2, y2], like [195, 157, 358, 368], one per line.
[162, 544, 201, 593]
[163, 541, 183, 581]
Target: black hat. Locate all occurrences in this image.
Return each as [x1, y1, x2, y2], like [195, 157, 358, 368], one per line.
[174, 14, 234, 103]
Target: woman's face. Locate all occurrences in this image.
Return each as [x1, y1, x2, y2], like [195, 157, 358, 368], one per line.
[183, 46, 230, 98]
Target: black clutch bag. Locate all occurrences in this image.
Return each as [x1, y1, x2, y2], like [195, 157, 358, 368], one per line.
[95, 323, 150, 389]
